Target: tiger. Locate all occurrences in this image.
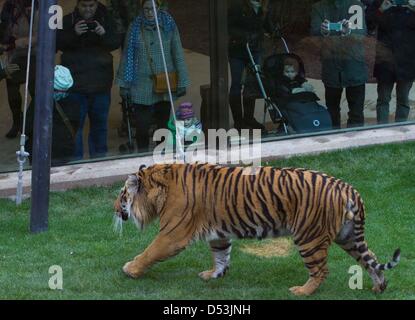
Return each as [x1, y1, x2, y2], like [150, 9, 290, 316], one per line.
[113, 163, 400, 296]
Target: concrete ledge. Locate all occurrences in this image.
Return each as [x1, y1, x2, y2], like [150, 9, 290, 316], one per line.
[1, 124, 414, 199]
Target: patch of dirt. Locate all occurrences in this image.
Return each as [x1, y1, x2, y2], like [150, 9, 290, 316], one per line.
[240, 238, 293, 258]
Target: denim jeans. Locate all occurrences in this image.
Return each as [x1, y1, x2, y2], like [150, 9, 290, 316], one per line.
[68, 93, 111, 160]
[376, 81, 413, 124]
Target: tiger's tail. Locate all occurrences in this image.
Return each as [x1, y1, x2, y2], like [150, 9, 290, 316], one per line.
[349, 199, 401, 272]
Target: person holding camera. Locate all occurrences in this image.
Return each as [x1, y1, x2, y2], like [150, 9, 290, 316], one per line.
[228, 0, 271, 131]
[57, 0, 121, 160]
[367, 0, 415, 124]
[0, 0, 38, 139]
[0, 58, 19, 81]
[311, 0, 368, 129]
[116, 0, 189, 153]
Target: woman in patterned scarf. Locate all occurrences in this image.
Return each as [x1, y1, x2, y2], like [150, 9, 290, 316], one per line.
[116, 0, 189, 153]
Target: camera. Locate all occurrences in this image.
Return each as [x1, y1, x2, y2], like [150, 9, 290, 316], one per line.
[328, 22, 343, 32]
[85, 20, 97, 31]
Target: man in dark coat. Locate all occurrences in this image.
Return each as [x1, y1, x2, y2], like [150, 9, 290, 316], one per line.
[228, 0, 272, 131]
[56, 0, 121, 160]
[367, 0, 415, 124]
[311, 0, 368, 129]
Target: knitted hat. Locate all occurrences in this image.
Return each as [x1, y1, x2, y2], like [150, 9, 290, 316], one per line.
[141, 0, 164, 7]
[176, 102, 194, 120]
[54, 65, 73, 101]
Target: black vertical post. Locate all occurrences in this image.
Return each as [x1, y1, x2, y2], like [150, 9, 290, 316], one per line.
[30, 0, 57, 233]
[209, 0, 229, 130]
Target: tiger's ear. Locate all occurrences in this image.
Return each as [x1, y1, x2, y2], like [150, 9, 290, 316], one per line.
[150, 172, 169, 187]
[150, 166, 172, 187]
[126, 174, 140, 194]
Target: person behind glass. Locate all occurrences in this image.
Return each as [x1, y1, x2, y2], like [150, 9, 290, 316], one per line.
[311, 0, 368, 129]
[105, 0, 141, 138]
[0, 58, 19, 81]
[367, 0, 415, 124]
[0, 0, 38, 139]
[106, 0, 167, 41]
[105, 0, 167, 138]
[116, 0, 190, 153]
[56, 0, 121, 160]
[228, 0, 270, 131]
[277, 57, 315, 99]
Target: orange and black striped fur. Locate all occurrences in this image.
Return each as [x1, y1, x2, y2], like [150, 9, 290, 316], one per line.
[114, 163, 400, 296]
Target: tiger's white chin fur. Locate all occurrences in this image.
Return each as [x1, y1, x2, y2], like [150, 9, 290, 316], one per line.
[112, 212, 144, 236]
[113, 215, 124, 236]
[131, 211, 144, 231]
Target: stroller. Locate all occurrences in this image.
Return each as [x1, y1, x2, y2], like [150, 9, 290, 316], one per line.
[118, 97, 135, 154]
[244, 31, 332, 135]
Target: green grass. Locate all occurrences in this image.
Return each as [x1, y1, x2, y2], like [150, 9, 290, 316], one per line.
[0, 142, 414, 300]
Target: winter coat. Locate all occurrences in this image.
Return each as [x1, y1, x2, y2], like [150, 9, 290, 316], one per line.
[311, 0, 368, 88]
[366, 0, 415, 82]
[277, 75, 307, 97]
[0, 0, 39, 60]
[116, 19, 190, 106]
[228, 0, 272, 59]
[56, 3, 122, 94]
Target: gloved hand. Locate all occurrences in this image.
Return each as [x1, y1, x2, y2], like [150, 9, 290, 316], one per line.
[176, 87, 186, 98]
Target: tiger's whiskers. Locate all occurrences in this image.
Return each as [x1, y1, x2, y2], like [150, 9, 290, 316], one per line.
[113, 214, 124, 236]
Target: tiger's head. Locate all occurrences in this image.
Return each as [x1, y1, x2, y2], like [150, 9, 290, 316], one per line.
[113, 164, 171, 232]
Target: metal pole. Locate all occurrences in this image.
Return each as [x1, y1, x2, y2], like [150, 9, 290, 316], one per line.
[209, 0, 229, 131]
[30, 0, 57, 233]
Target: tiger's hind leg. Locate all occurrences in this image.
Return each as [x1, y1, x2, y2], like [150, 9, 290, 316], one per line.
[337, 240, 386, 293]
[290, 240, 330, 296]
[199, 239, 232, 281]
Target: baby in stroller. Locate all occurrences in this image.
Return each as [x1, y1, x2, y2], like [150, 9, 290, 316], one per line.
[279, 57, 314, 96]
[262, 53, 332, 134]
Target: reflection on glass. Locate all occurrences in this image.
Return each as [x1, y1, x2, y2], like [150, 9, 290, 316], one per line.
[1, 0, 415, 174]
[116, 0, 189, 154]
[228, 0, 415, 136]
[367, 0, 415, 124]
[0, 0, 38, 173]
[56, 0, 122, 161]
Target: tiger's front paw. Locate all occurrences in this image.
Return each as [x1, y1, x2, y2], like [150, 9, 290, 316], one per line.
[122, 261, 144, 279]
[199, 270, 216, 281]
[198, 267, 228, 281]
[289, 285, 313, 296]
